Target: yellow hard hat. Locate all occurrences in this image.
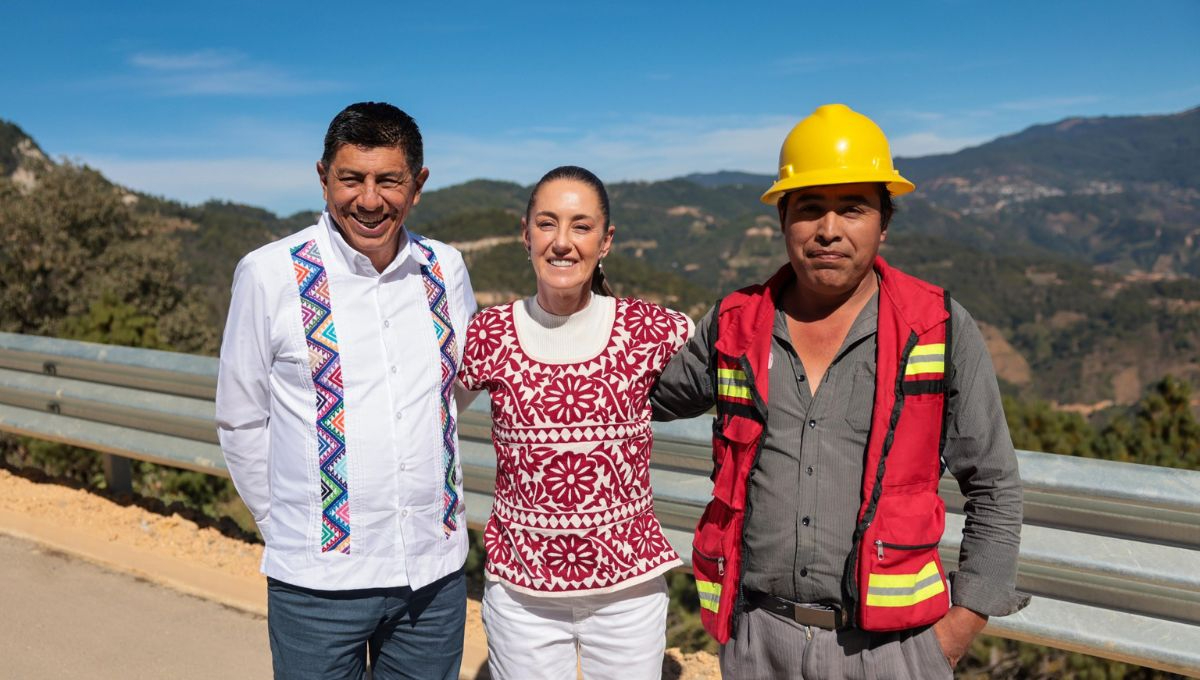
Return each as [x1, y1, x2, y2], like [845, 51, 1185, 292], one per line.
[760, 103, 915, 205]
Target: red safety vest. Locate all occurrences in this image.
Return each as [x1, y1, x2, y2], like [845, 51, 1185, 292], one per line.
[692, 256, 952, 642]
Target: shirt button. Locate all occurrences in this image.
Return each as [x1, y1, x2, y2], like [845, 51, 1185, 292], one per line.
[808, 420, 816, 429]
[383, 319, 391, 328]
[401, 509, 409, 518]
[399, 463, 407, 472]
[806, 466, 814, 476]
[391, 366, 398, 374]
[798, 375, 806, 383]
[395, 411, 403, 421]
[802, 516, 811, 526]
[800, 568, 809, 577]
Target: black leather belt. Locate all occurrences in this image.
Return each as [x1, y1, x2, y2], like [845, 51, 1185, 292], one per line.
[745, 590, 846, 630]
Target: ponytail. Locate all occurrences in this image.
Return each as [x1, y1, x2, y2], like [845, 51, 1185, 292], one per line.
[591, 260, 615, 297]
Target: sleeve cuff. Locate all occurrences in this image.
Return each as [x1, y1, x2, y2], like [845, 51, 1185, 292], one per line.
[949, 570, 1031, 617]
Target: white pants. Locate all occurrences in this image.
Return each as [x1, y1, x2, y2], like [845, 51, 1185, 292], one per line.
[482, 577, 669, 680]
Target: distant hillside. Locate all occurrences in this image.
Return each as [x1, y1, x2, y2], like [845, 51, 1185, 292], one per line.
[2, 107, 1197, 409]
[901, 108, 1200, 196]
[898, 107, 1200, 276]
[406, 106, 1200, 406]
[681, 171, 772, 189]
[1, 120, 49, 183]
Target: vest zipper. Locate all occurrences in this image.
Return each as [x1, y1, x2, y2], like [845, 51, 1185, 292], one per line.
[844, 331, 919, 626]
[875, 539, 941, 560]
[693, 546, 726, 576]
[733, 354, 767, 637]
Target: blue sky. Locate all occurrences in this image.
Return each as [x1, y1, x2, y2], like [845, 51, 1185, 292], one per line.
[4, 1, 1198, 216]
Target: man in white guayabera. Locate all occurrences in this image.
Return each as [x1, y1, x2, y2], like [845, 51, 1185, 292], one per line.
[216, 102, 476, 680]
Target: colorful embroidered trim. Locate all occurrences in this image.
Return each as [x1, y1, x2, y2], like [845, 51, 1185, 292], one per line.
[413, 236, 461, 537]
[291, 240, 351, 554]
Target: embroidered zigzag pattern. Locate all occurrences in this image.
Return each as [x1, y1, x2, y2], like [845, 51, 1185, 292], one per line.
[412, 236, 461, 538]
[291, 240, 351, 554]
[492, 421, 651, 446]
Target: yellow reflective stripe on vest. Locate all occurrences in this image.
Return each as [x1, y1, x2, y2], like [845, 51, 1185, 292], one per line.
[865, 561, 945, 607]
[696, 579, 722, 613]
[717, 367, 752, 400]
[905, 343, 945, 376]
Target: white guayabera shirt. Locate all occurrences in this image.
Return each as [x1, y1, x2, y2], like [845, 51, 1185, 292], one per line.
[216, 212, 476, 591]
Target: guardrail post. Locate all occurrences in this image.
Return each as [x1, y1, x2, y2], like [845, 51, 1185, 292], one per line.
[102, 454, 132, 494]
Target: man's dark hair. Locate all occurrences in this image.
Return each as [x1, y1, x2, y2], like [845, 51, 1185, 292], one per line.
[877, 183, 895, 229]
[777, 182, 897, 229]
[321, 102, 423, 175]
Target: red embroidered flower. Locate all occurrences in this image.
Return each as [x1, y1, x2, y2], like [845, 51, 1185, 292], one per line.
[624, 301, 670, 345]
[484, 519, 514, 566]
[543, 534, 599, 581]
[540, 374, 600, 424]
[628, 512, 668, 557]
[466, 311, 507, 364]
[541, 451, 598, 507]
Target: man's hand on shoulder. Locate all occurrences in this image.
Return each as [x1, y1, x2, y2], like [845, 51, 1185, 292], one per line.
[932, 605, 987, 667]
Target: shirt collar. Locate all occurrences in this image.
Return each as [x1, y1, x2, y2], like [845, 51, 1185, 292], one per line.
[772, 289, 880, 357]
[321, 211, 428, 277]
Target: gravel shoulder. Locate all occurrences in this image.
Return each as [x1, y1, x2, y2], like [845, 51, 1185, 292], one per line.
[0, 467, 717, 679]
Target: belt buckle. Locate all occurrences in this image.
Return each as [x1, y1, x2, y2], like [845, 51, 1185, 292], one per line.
[790, 602, 844, 630]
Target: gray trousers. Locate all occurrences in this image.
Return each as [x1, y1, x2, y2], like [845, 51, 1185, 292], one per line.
[719, 607, 954, 680]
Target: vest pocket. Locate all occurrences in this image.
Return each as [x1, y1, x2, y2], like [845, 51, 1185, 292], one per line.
[692, 498, 738, 643]
[858, 492, 950, 632]
[710, 421, 750, 510]
[885, 394, 945, 487]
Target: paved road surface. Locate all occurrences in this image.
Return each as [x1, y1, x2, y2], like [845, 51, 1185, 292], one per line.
[1, 533, 272, 679]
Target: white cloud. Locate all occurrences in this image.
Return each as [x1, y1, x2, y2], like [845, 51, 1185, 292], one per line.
[890, 131, 989, 157]
[425, 114, 795, 189]
[74, 113, 990, 215]
[885, 109, 947, 123]
[82, 155, 322, 214]
[771, 54, 877, 75]
[129, 49, 241, 71]
[98, 49, 341, 97]
[995, 95, 1103, 112]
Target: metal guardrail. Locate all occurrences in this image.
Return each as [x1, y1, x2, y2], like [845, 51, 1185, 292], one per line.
[1, 332, 1198, 677]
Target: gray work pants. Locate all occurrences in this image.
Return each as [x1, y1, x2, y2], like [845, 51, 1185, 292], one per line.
[719, 607, 954, 680]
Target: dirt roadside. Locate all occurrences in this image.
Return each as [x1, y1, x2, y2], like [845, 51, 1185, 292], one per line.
[0, 467, 718, 680]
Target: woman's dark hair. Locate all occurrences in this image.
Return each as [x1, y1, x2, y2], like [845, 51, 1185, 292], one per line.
[525, 165, 615, 297]
[321, 102, 423, 177]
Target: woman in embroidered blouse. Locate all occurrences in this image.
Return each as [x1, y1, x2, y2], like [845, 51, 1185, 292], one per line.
[459, 166, 691, 680]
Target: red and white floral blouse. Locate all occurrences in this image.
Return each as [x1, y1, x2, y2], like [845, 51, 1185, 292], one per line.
[460, 297, 690, 595]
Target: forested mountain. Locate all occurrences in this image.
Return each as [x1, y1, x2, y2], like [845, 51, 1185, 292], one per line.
[405, 108, 1200, 409]
[900, 107, 1200, 277]
[2, 108, 1198, 411]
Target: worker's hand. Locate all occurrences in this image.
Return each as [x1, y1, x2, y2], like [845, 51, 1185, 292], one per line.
[931, 605, 987, 667]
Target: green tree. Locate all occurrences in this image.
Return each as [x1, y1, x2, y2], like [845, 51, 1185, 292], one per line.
[0, 164, 214, 352]
[1003, 395, 1097, 458]
[1094, 377, 1200, 469]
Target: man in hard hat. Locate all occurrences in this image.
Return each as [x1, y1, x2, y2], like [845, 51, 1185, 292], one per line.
[652, 104, 1027, 678]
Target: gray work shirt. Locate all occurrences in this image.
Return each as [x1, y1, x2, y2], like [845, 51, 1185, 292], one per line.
[651, 290, 1029, 617]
